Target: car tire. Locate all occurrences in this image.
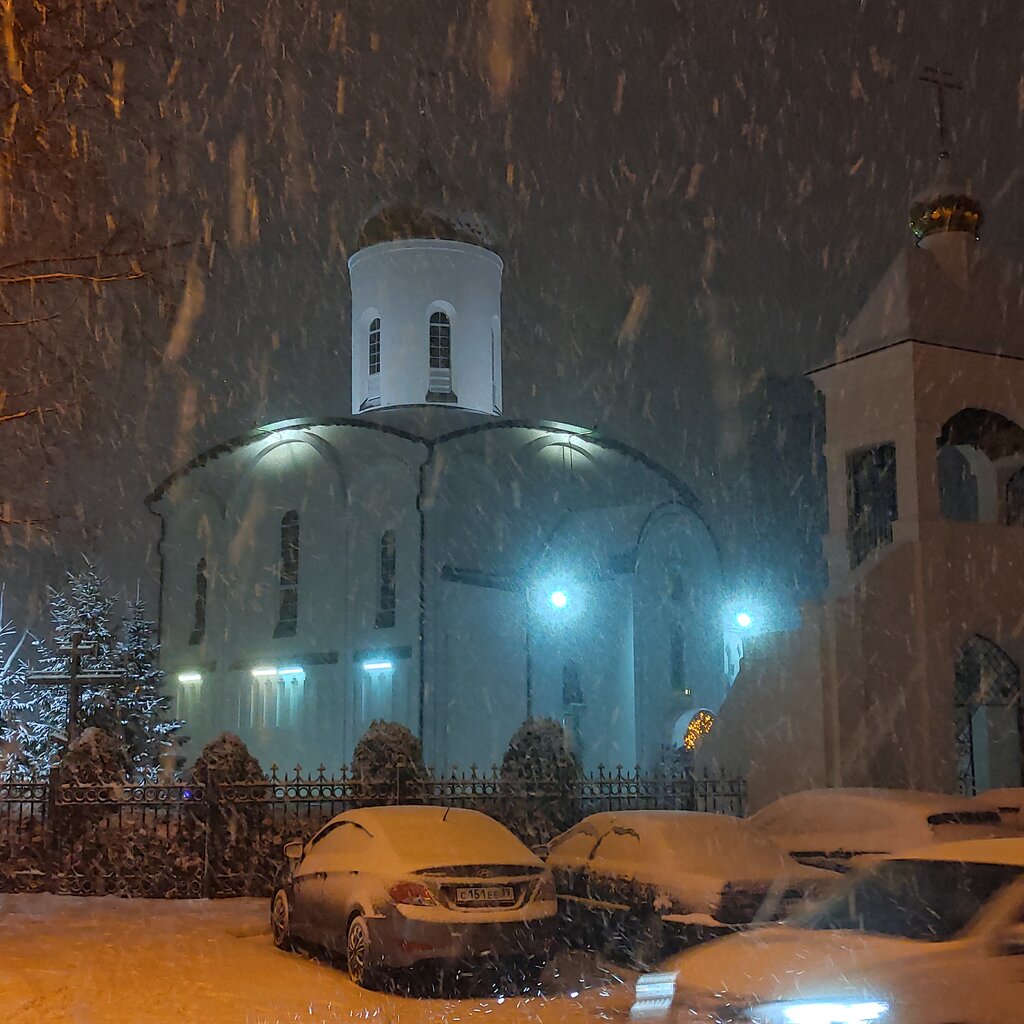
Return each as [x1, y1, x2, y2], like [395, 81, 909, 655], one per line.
[511, 956, 546, 993]
[346, 915, 382, 989]
[628, 911, 665, 970]
[271, 889, 293, 951]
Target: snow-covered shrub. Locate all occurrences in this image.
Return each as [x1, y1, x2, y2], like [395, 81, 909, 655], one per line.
[59, 727, 124, 787]
[499, 717, 583, 845]
[351, 720, 427, 805]
[188, 733, 268, 895]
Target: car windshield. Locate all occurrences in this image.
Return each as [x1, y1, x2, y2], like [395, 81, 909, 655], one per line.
[795, 859, 1023, 941]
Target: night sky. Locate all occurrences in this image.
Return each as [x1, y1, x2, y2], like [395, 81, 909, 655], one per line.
[4, 0, 1024, 627]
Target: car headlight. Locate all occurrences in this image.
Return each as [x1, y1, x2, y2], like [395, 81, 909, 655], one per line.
[745, 1001, 889, 1024]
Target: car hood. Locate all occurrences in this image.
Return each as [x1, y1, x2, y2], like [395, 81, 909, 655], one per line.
[660, 926, 943, 1006]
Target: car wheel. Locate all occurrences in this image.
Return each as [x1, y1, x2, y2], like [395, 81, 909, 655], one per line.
[628, 912, 665, 970]
[346, 915, 382, 989]
[271, 889, 293, 951]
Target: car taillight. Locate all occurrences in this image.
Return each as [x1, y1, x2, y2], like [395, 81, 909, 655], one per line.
[389, 881, 436, 906]
[535, 875, 556, 902]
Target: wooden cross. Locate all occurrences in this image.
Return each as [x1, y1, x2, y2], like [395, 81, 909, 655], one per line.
[918, 66, 963, 154]
[27, 632, 125, 746]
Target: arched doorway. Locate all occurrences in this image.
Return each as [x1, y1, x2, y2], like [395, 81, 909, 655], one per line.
[670, 708, 715, 768]
[954, 636, 1021, 794]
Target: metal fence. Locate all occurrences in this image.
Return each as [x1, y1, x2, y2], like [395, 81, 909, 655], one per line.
[0, 763, 745, 899]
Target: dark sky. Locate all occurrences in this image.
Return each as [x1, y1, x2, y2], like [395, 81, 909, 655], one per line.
[6, 0, 1024, 627]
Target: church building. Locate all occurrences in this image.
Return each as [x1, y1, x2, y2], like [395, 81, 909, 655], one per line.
[702, 153, 1024, 806]
[148, 164, 727, 773]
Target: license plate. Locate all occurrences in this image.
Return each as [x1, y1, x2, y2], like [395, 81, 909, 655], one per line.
[455, 885, 515, 904]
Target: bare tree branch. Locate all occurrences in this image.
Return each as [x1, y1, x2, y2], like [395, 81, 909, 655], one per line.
[0, 270, 146, 285]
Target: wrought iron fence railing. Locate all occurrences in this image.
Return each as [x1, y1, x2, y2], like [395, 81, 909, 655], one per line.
[0, 763, 745, 898]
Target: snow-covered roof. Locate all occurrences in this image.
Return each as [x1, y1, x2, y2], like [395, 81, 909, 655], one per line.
[815, 241, 1024, 371]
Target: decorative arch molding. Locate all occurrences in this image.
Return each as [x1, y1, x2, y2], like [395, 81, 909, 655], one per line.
[632, 500, 722, 576]
[937, 407, 1024, 461]
[226, 431, 347, 521]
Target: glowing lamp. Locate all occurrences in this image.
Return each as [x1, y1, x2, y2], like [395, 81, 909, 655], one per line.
[549, 590, 569, 609]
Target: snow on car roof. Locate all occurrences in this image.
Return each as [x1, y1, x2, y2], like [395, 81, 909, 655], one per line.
[750, 788, 986, 832]
[889, 837, 1024, 867]
[747, 789, 1002, 854]
[567, 810, 800, 876]
[322, 805, 539, 870]
[975, 788, 1024, 812]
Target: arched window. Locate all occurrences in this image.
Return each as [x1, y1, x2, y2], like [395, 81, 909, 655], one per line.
[562, 661, 585, 706]
[376, 530, 396, 629]
[1006, 467, 1024, 525]
[429, 311, 451, 369]
[275, 511, 299, 637]
[189, 557, 208, 645]
[368, 317, 381, 376]
[426, 310, 456, 401]
[954, 635, 1021, 794]
[670, 624, 687, 694]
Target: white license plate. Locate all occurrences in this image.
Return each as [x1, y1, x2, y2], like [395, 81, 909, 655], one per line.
[455, 885, 515, 904]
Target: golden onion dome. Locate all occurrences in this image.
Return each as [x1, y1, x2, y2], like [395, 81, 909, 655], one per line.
[909, 151, 983, 241]
[356, 157, 495, 250]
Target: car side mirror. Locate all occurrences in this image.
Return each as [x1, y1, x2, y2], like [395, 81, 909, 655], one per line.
[283, 839, 304, 862]
[531, 843, 549, 859]
[996, 923, 1024, 956]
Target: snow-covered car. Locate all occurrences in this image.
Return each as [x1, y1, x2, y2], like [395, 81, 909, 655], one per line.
[747, 787, 1012, 871]
[647, 837, 1024, 1024]
[270, 805, 556, 987]
[975, 788, 1024, 830]
[545, 810, 835, 965]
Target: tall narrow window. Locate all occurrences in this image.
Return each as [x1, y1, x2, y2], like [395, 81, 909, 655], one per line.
[376, 530, 396, 628]
[429, 311, 451, 369]
[368, 317, 381, 376]
[189, 557, 208, 645]
[670, 624, 687, 694]
[275, 511, 299, 637]
[846, 443, 898, 568]
[426, 310, 456, 401]
[1007, 467, 1024, 525]
[562, 661, 585, 706]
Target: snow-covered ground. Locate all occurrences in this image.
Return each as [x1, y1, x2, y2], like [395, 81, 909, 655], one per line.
[0, 895, 632, 1024]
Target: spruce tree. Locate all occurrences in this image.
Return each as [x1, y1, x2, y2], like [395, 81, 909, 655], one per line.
[0, 588, 33, 779]
[4, 564, 183, 779]
[115, 595, 182, 778]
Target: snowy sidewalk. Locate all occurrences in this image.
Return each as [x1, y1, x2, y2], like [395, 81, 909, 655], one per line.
[0, 894, 629, 1024]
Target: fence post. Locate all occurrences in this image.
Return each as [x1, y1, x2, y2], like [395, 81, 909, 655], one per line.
[202, 766, 215, 899]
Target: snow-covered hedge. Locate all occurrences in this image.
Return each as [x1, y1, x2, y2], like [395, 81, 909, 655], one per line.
[498, 717, 583, 845]
[350, 720, 427, 805]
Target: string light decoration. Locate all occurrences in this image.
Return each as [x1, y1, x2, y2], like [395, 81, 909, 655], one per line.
[682, 709, 715, 752]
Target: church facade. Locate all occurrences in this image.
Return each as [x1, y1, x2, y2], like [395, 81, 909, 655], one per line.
[701, 155, 1024, 807]
[148, 169, 727, 773]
